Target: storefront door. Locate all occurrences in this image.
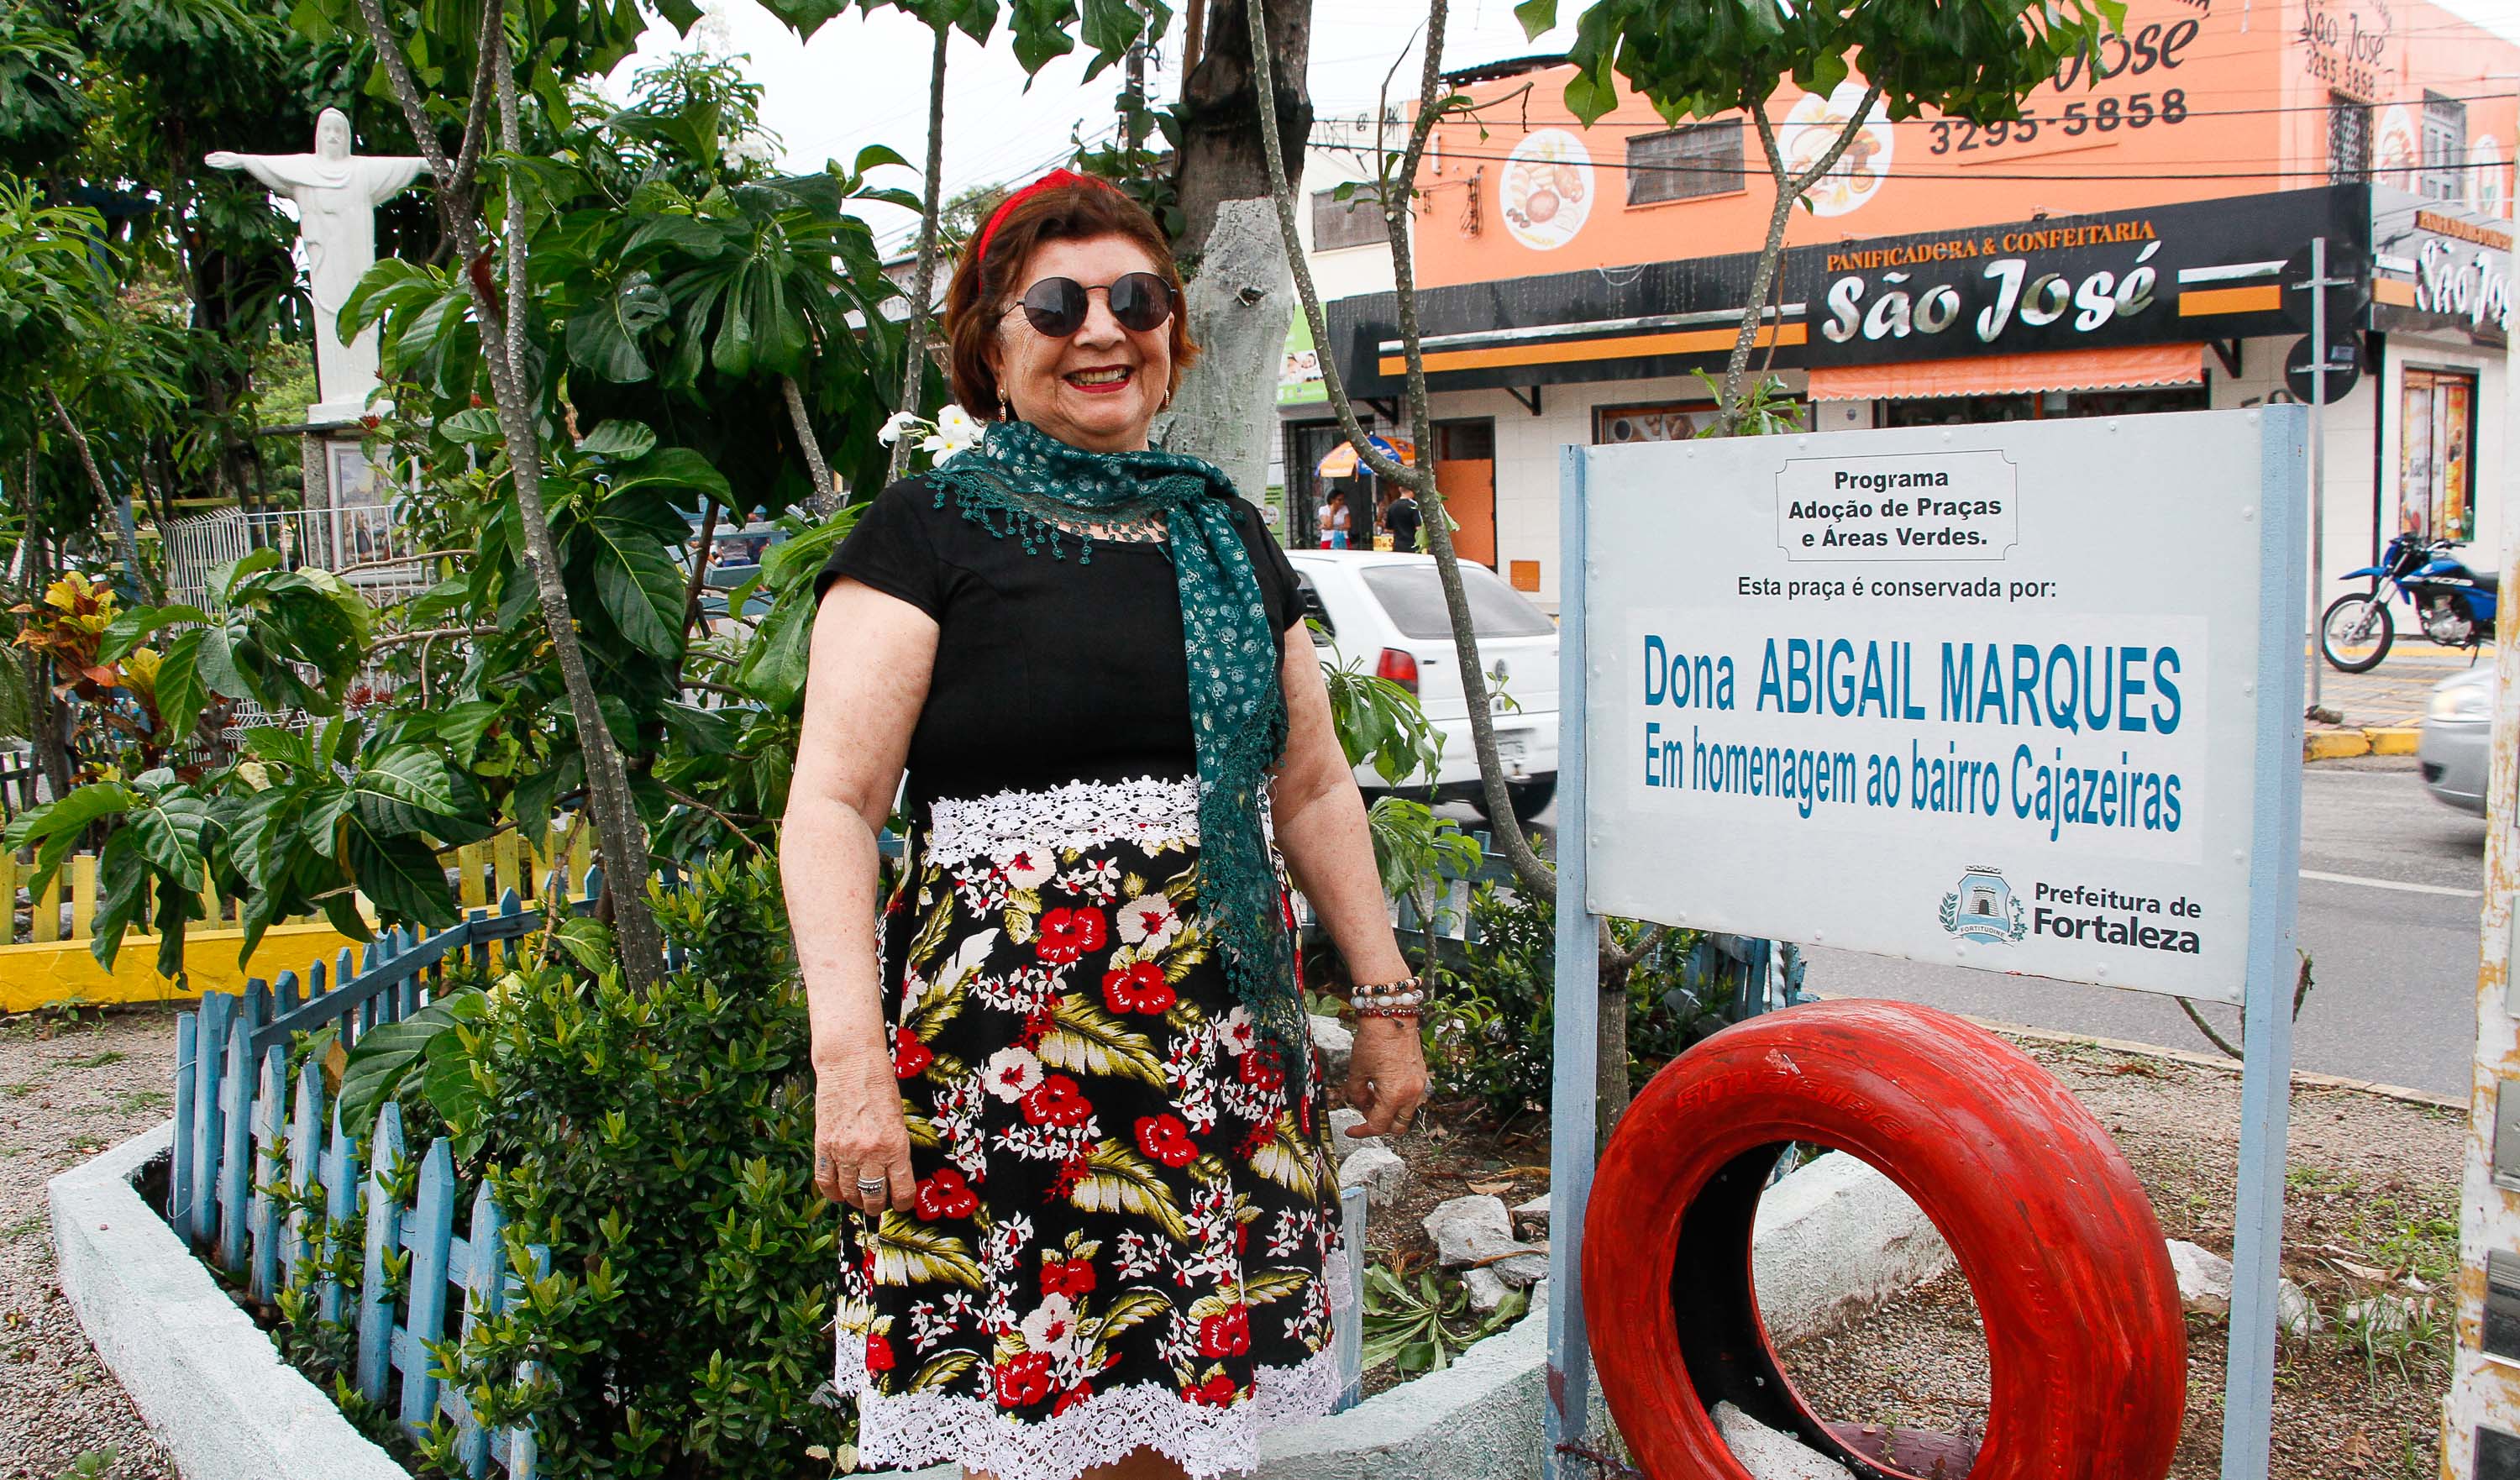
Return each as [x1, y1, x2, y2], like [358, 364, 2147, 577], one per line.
[2399, 367, 2478, 539]
[1434, 419, 1498, 567]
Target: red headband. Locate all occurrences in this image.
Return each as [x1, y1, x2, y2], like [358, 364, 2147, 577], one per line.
[972, 168, 1120, 275]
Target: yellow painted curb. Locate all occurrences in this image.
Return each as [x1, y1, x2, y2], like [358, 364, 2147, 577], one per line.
[2303, 730, 2371, 760]
[2365, 727, 2420, 755]
[0, 921, 373, 1015]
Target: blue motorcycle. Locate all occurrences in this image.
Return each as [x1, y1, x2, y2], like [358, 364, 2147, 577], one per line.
[2321, 532, 2499, 672]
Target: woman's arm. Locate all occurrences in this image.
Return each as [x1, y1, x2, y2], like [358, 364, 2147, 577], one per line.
[1269, 623, 1430, 1136]
[782, 578, 937, 1213]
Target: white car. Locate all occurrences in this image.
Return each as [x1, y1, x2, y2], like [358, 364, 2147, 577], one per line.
[1284, 550, 1560, 822]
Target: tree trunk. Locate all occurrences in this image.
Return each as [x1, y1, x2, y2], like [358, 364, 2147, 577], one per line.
[1175, 0, 1315, 269]
[1717, 90, 1880, 431]
[1152, 200, 1291, 497]
[486, 48, 665, 990]
[351, 0, 665, 993]
[1595, 971, 1630, 1154]
[888, 25, 951, 484]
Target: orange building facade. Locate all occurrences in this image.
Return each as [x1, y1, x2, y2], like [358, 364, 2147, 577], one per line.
[1303, 0, 2517, 618]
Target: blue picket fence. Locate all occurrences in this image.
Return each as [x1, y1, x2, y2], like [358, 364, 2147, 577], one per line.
[166, 878, 615, 1478]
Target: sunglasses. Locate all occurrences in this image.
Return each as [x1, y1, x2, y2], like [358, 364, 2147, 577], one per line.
[1008, 272, 1177, 338]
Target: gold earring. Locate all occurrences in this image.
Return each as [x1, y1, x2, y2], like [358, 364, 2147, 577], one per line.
[998, 388, 1011, 422]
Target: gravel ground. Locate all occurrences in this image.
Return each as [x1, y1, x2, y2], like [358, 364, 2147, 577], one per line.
[0, 1008, 179, 1480]
[1772, 1038, 2463, 1480]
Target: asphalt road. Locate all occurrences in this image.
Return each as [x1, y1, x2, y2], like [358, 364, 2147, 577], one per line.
[1508, 754, 2486, 1097]
[1794, 756, 2486, 1098]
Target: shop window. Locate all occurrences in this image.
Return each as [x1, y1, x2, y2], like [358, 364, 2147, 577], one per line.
[2424, 92, 2469, 202]
[2401, 367, 2478, 540]
[2328, 94, 2371, 185]
[1593, 398, 1808, 442]
[1627, 123, 1743, 205]
[1879, 386, 2205, 428]
[1311, 188, 1389, 250]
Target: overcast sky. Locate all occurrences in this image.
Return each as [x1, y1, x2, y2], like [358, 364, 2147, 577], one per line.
[604, 0, 2520, 256]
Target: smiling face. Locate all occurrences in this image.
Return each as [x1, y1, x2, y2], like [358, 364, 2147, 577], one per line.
[984, 234, 1173, 454]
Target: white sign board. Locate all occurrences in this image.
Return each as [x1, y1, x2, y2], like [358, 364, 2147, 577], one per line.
[1580, 409, 2304, 1005]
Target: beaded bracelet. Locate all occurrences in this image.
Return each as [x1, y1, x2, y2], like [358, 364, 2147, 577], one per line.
[1350, 975, 1426, 1019]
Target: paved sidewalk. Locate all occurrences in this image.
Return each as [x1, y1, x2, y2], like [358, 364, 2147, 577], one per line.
[2308, 638, 2481, 729]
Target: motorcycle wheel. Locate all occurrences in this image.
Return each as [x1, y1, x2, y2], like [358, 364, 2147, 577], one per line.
[2321, 593, 2393, 672]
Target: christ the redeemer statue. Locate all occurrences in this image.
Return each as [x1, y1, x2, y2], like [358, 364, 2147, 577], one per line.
[207, 108, 431, 422]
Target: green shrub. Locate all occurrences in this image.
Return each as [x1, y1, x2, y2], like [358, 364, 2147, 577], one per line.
[1425, 885, 1720, 1126]
[278, 851, 848, 1480]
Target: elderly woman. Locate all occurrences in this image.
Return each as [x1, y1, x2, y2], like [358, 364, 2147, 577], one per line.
[782, 170, 1431, 1480]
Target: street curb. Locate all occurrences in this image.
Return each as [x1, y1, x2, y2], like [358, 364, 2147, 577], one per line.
[47, 1120, 407, 1480]
[2303, 727, 2420, 760]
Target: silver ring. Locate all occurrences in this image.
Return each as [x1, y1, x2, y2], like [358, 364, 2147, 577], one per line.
[855, 1175, 889, 1192]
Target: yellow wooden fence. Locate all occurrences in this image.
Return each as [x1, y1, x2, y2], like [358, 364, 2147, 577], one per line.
[0, 823, 594, 1012]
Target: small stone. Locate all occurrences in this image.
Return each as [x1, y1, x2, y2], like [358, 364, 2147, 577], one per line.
[1327, 1107, 1377, 1159]
[1510, 1194, 1551, 1238]
[2278, 1278, 2323, 1336]
[1488, 1247, 1551, 1287]
[1713, 1402, 1856, 1480]
[2343, 1293, 2428, 1335]
[1338, 1143, 1407, 1209]
[2166, 1240, 2233, 1318]
[1424, 1194, 1516, 1267]
[1308, 1015, 1352, 1084]
[1463, 1266, 1512, 1313]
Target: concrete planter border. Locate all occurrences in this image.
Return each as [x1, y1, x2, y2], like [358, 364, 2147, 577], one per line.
[48, 1120, 406, 1480]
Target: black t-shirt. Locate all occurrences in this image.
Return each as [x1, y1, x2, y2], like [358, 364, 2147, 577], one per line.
[1383, 496, 1421, 553]
[814, 475, 1302, 810]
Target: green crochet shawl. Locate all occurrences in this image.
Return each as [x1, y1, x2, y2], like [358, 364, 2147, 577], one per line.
[923, 419, 1302, 1053]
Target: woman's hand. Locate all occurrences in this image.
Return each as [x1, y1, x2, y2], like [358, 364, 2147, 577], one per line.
[815, 1052, 917, 1216]
[1346, 1016, 1431, 1137]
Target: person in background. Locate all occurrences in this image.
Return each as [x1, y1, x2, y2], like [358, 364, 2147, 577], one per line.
[1323, 490, 1351, 549]
[1383, 485, 1421, 554]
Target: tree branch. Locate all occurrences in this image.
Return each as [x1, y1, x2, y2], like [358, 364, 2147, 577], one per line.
[782, 375, 837, 512]
[888, 24, 952, 484]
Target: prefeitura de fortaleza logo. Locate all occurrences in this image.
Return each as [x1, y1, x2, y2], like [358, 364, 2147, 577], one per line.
[1940, 865, 2028, 944]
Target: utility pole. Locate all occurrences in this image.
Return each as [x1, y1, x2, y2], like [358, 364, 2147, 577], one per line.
[1123, 0, 1150, 152]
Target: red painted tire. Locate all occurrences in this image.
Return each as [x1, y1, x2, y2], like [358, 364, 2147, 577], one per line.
[1584, 1000, 2183, 1480]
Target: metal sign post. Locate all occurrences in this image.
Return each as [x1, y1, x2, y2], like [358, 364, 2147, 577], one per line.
[1550, 410, 2304, 1480]
[1545, 443, 1600, 1480]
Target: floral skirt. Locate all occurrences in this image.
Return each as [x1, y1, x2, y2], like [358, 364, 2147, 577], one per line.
[833, 774, 1348, 1480]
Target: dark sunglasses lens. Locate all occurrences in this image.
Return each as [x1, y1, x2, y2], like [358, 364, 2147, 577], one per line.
[1109, 272, 1173, 332]
[1020, 277, 1087, 336]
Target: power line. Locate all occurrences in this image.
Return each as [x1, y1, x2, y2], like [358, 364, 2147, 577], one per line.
[1399, 139, 2520, 185]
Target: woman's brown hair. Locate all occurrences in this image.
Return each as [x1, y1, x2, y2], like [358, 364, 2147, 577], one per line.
[942, 176, 1200, 417]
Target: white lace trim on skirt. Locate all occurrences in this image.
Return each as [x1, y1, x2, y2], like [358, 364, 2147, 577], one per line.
[925, 774, 1203, 869]
[849, 1341, 1344, 1480]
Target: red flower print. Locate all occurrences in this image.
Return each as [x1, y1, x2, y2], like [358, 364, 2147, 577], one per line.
[1197, 1304, 1251, 1358]
[915, 1168, 979, 1220]
[1102, 961, 1175, 1016]
[1184, 1372, 1241, 1406]
[1021, 1073, 1095, 1128]
[995, 1351, 1054, 1408]
[1053, 1381, 1095, 1416]
[1136, 1114, 1198, 1168]
[893, 1027, 932, 1078]
[1235, 1050, 1284, 1091]
[865, 1333, 896, 1372]
[1036, 906, 1106, 964]
[1041, 1256, 1097, 1299]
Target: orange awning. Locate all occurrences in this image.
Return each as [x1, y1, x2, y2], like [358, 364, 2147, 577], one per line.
[1805, 344, 2207, 401]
